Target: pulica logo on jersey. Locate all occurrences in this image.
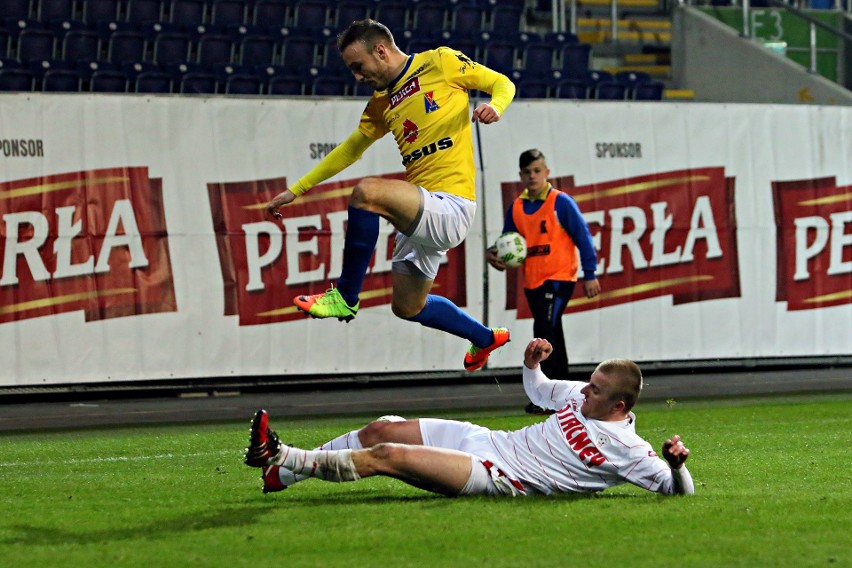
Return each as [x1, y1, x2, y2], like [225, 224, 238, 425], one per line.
[209, 174, 468, 326]
[403, 119, 419, 144]
[499, 167, 741, 316]
[0, 167, 176, 324]
[772, 176, 852, 311]
[424, 92, 439, 113]
[401, 137, 453, 167]
[389, 77, 421, 109]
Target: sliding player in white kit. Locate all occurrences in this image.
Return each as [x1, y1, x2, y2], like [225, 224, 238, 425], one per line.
[244, 338, 694, 497]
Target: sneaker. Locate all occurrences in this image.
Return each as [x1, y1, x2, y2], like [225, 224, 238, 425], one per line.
[293, 287, 359, 322]
[262, 465, 288, 493]
[244, 409, 283, 467]
[463, 328, 510, 372]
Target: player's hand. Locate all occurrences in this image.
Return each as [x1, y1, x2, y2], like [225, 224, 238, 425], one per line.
[267, 189, 297, 220]
[485, 246, 506, 271]
[662, 435, 690, 469]
[524, 338, 553, 369]
[582, 279, 601, 299]
[471, 103, 500, 124]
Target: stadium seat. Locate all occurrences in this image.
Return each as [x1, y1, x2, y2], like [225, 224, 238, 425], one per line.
[107, 30, 147, 63]
[555, 78, 588, 99]
[334, 1, 370, 29]
[238, 34, 275, 66]
[614, 70, 652, 88]
[267, 73, 303, 95]
[61, 29, 102, 62]
[35, 0, 75, 22]
[0, 0, 32, 20]
[351, 80, 372, 97]
[196, 33, 233, 66]
[17, 28, 56, 63]
[41, 68, 81, 91]
[516, 79, 550, 99]
[311, 74, 347, 96]
[372, 2, 408, 33]
[0, 58, 22, 70]
[211, 0, 248, 27]
[292, 1, 329, 29]
[225, 73, 262, 94]
[523, 42, 556, 77]
[0, 68, 35, 90]
[134, 70, 172, 92]
[558, 43, 591, 78]
[168, 0, 207, 27]
[82, 0, 120, 24]
[179, 71, 217, 93]
[633, 80, 664, 100]
[0, 29, 9, 58]
[481, 40, 516, 74]
[411, 2, 447, 33]
[445, 36, 478, 60]
[75, 57, 117, 84]
[594, 80, 627, 100]
[125, 0, 162, 24]
[280, 34, 319, 68]
[252, 0, 289, 31]
[544, 31, 579, 45]
[89, 68, 128, 91]
[451, 5, 484, 38]
[406, 37, 433, 55]
[489, 5, 522, 39]
[152, 32, 191, 64]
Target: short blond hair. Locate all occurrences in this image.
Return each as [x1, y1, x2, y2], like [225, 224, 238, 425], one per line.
[596, 359, 643, 411]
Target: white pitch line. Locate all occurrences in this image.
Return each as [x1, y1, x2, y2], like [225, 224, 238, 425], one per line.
[0, 449, 234, 468]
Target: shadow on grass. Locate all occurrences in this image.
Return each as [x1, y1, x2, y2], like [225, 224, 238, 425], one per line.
[2, 502, 279, 547]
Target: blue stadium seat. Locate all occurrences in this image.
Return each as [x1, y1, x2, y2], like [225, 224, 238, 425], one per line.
[292, 1, 329, 29]
[489, 5, 522, 39]
[633, 80, 664, 100]
[62, 29, 102, 62]
[75, 57, 117, 83]
[125, 0, 162, 24]
[168, 0, 207, 27]
[559, 43, 591, 78]
[280, 34, 318, 68]
[0, 58, 22, 70]
[516, 79, 550, 99]
[523, 42, 556, 77]
[35, 0, 75, 22]
[211, 0, 249, 26]
[0, 0, 32, 20]
[152, 32, 191, 64]
[134, 69, 172, 92]
[267, 73, 303, 95]
[481, 40, 516, 74]
[238, 34, 275, 66]
[107, 30, 146, 63]
[411, 2, 447, 33]
[17, 28, 56, 63]
[180, 71, 217, 93]
[196, 33, 233, 66]
[585, 69, 612, 90]
[225, 73, 262, 94]
[0, 68, 35, 90]
[334, 1, 370, 29]
[544, 31, 579, 45]
[311, 73, 347, 96]
[594, 80, 627, 100]
[614, 70, 652, 88]
[372, 2, 408, 33]
[351, 80, 372, 97]
[556, 78, 588, 99]
[0, 29, 9, 58]
[89, 68, 128, 91]
[445, 36, 478, 60]
[450, 4, 484, 39]
[253, 0, 289, 31]
[82, 0, 120, 24]
[41, 68, 81, 91]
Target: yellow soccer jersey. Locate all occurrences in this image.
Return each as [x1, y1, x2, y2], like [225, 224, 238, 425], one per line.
[358, 47, 511, 201]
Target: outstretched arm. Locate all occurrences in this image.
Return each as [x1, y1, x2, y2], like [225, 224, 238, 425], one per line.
[267, 129, 375, 218]
[661, 435, 694, 495]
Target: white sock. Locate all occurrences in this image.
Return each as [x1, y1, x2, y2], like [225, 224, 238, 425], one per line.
[276, 448, 361, 482]
[317, 429, 363, 451]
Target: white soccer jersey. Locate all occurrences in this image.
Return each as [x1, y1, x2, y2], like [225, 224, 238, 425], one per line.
[482, 367, 680, 495]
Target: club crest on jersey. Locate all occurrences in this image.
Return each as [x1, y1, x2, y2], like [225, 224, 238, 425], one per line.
[424, 92, 439, 113]
[390, 77, 421, 109]
[403, 119, 419, 144]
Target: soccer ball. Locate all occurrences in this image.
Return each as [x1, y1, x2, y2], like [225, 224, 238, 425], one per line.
[494, 232, 527, 268]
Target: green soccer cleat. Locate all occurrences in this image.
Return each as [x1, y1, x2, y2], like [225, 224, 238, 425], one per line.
[293, 287, 359, 322]
[464, 327, 511, 372]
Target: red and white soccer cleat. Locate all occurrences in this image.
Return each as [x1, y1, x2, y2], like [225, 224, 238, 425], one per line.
[244, 409, 283, 467]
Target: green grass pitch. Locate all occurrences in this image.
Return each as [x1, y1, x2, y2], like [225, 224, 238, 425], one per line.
[1, 393, 849, 567]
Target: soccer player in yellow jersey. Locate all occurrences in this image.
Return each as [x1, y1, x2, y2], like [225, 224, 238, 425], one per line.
[267, 19, 516, 371]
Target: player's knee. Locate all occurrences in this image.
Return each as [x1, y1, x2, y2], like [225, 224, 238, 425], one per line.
[367, 442, 407, 468]
[359, 421, 395, 447]
[392, 297, 427, 319]
[350, 177, 382, 210]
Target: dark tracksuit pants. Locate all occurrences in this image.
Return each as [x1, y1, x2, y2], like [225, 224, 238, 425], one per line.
[523, 280, 577, 381]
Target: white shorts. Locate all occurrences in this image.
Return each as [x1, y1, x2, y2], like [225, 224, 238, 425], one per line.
[392, 187, 476, 280]
[419, 418, 526, 497]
